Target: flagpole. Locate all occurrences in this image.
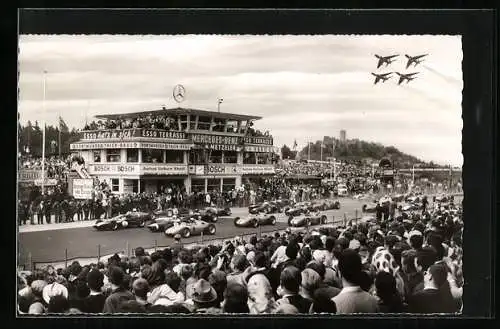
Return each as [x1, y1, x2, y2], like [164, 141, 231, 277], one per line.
[320, 143, 323, 162]
[41, 70, 47, 195]
[58, 116, 62, 158]
[308, 141, 311, 161]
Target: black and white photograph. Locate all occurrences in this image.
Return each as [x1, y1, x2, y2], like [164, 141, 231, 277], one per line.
[17, 32, 465, 316]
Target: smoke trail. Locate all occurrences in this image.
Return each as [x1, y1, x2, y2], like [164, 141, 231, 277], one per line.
[422, 65, 462, 87]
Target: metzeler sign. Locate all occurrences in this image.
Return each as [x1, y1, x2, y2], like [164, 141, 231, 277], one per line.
[79, 129, 186, 140]
[71, 142, 192, 150]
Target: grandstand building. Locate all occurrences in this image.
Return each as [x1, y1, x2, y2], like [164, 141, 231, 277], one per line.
[69, 107, 276, 194]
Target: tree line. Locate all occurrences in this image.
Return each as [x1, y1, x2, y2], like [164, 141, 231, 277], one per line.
[280, 137, 437, 169]
[18, 119, 80, 158]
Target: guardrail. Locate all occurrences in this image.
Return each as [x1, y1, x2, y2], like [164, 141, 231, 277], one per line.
[28, 211, 364, 271]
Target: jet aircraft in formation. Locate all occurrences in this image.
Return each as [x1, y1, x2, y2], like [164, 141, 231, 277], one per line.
[372, 53, 426, 85]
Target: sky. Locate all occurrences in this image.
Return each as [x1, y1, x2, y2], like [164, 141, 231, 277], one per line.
[18, 34, 463, 166]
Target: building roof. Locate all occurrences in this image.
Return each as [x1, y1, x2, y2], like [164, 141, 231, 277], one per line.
[94, 107, 262, 122]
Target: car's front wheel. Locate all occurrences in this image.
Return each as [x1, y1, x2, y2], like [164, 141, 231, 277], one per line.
[211, 216, 218, 223]
[269, 216, 276, 225]
[139, 221, 145, 227]
[121, 220, 129, 228]
[182, 228, 191, 238]
[112, 223, 118, 231]
[321, 216, 327, 224]
[252, 220, 259, 228]
[207, 225, 216, 235]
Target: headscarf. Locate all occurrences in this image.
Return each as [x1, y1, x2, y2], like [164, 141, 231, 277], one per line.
[247, 274, 276, 314]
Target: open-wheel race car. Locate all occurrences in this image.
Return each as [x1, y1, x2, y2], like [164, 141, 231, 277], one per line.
[204, 206, 232, 217]
[147, 215, 186, 232]
[164, 218, 216, 238]
[248, 201, 282, 215]
[234, 213, 278, 228]
[284, 202, 310, 217]
[94, 210, 152, 231]
[288, 211, 328, 227]
[309, 199, 341, 211]
[399, 202, 423, 212]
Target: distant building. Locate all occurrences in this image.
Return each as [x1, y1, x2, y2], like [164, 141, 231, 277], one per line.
[340, 130, 346, 143]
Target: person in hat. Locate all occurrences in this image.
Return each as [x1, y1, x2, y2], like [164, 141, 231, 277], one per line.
[189, 278, 221, 314]
[42, 282, 69, 306]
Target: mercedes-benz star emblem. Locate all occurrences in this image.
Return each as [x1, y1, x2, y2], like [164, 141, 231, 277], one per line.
[173, 84, 186, 103]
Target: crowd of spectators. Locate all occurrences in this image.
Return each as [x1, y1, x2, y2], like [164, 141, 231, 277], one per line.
[17, 196, 463, 315]
[18, 155, 71, 181]
[82, 114, 178, 132]
[80, 115, 272, 139]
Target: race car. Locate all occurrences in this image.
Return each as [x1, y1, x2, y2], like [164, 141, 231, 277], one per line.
[284, 202, 310, 216]
[433, 194, 451, 203]
[398, 202, 423, 212]
[94, 212, 148, 231]
[392, 194, 406, 202]
[204, 206, 232, 217]
[233, 213, 278, 228]
[248, 201, 281, 214]
[313, 199, 341, 211]
[362, 202, 379, 213]
[288, 211, 328, 227]
[147, 216, 185, 232]
[164, 218, 216, 238]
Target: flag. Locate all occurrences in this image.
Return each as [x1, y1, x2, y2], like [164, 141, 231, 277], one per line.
[59, 116, 69, 133]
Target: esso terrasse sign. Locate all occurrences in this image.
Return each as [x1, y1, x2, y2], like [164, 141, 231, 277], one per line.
[80, 129, 187, 140]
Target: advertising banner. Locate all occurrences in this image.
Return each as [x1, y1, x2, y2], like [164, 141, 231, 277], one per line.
[79, 129, 186, 141]
[191, 134, 240, 145]
[244, 145, 274, 153]
[141, 165, 187, 175]
[243, 136, 273, 145]
[71, 141, 192, 150]
[88, 164, 139, 175]
[34, 179, 58, 186]
[72, 179, 94, 199]
[206, 164, 239, 175]
[18, 169, 46, 182]
[239, 165, 275, 175]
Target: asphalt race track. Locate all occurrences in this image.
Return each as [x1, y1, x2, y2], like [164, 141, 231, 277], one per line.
[19, 198, 367, 265]
[18, 195, 462, 266]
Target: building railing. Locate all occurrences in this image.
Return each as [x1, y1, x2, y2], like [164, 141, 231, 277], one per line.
[77, 128, 273, 145]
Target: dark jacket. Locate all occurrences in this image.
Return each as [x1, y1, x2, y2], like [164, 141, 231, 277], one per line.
[102, 288, 135, 313]
[408, 288, 457, 314]
[81, 293, 107, 313]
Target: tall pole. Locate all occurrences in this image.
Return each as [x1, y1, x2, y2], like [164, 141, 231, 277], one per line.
[41, 70, 47, 195]
[413, 165, 416, 186]
[308, 141, 311, 161]
[217, 98, 223, 113]
[58, 116, 61, 158]
[320, 143, 323, 162]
